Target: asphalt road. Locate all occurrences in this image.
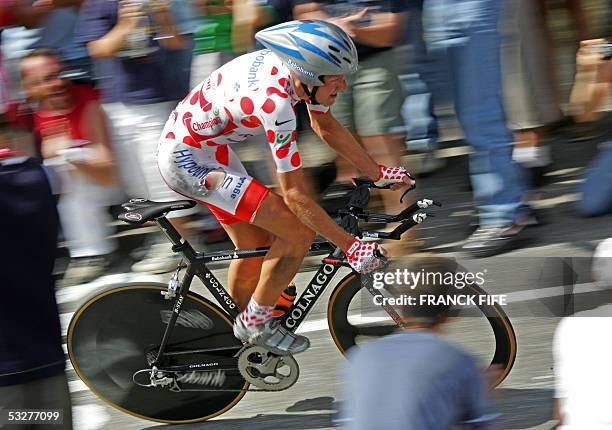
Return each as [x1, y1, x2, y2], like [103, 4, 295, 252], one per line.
[56, 131, 612, 430]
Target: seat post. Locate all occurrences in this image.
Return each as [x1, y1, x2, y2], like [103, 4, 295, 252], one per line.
[155, 216, 197, 260]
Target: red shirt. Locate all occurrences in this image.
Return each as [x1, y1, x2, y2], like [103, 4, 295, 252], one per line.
[0, 1, 17, 27]
[34, 85, 101, 143]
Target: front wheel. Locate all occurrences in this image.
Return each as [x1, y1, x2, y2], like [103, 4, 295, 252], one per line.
[327, 274, 517, 386]
[67, 283, 248, 424]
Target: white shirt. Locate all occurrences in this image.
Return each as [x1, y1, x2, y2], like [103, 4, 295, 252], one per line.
[554, 304, 612, 429]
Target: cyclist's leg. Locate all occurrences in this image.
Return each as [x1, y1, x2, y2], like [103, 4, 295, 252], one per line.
[222, 221, 273, 309]
[159, 139, 313, 307]
[228, 192, 313, 354]
[247, 191, 315, 306]
[208, 190, 314, 307]
[159, 140, 312, 353]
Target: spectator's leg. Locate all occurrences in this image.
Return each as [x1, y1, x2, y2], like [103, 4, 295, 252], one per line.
[101, 102, 148, 199]
[330, 74, 357, 182]
[353, 50, 409, 217]
[52, 164, 116, 285]
[451, 0, 527, 229]
[400, 5, 441, 157]
[63, 174, 116, 258]
[577, 142, 612, 217]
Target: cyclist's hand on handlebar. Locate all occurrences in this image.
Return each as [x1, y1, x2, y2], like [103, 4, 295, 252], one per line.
[344, 239, 388, 274]
[373, 165, 415, 190]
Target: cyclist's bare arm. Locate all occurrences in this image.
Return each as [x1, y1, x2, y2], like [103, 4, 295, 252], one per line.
[309, 109, 379, 180]
[278, 167, 357, 251]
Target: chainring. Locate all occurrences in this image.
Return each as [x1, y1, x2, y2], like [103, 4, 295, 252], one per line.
[237, 345, 299, 391]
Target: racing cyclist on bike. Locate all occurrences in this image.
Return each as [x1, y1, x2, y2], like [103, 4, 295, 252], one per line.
[157, 20, 414, 355]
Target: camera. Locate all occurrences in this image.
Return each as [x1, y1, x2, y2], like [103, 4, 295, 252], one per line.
[588, 43, 612, 60]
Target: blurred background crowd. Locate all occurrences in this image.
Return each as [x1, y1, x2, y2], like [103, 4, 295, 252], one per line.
[0, 0, 609, 286]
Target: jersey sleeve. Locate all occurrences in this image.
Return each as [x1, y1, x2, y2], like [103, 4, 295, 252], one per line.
[258, 97, 301, 173]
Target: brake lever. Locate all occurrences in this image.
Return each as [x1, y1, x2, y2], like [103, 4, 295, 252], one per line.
[399, 183, 417, 204]
[374, 248, 390, 268]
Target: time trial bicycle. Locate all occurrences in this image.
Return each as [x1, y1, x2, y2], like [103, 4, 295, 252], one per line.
[67, 179, 516, 424]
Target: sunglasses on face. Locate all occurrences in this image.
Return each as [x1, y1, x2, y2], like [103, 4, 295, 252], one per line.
[27, 68, 83, 86]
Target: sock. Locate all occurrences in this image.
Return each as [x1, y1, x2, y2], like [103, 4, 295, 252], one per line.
[240, 297, 274, 328]
[513, 145, 551, 168]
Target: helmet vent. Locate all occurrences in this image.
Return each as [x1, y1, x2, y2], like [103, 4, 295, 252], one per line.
[328, 45, 340, 53]
[343, 57, 352, 64]
[329, 53, 341, 63]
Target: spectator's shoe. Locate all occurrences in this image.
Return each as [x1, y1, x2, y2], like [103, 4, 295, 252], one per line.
[461, 221, 529, 258]
[131, 243, 184, 274]
[272, 282, 297, 319]
[61, 255, 110, 286]
[233, 316, 310, 356]
[468, 206, 540, 233]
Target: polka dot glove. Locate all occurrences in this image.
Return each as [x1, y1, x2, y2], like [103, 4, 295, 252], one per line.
[345, 239, 385, 274]
[374, 165, 411, 188]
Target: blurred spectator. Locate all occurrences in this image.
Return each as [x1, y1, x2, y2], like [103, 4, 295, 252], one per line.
[0, 147, 73, 428]
[563, 0, 593, 42]
[569, 39, 611, 217]
[2, 0, 92, 100]
[75, 0, 197, 273]
[502, 0, 562, 187]
[397, 0, 446, 175]
[18, 48, 118, 285]
[340, 256, 497, 430]
[163, 0, 201, 100]
[421, 0, 532, 257]
[190, 0, 281, 85]
[191, 0, 237, 86]
[553, 238, 612, 429]
[293, 0, 412, 255]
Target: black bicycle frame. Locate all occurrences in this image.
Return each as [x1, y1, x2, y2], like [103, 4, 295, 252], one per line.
[150, 216, 340, 365]
[149, 182, 427, 366]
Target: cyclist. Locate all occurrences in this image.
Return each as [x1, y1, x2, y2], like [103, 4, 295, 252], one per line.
[158, 20, 414, 355]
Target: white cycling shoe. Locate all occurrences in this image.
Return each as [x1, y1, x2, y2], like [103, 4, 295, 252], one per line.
[233, 316, 310, 356]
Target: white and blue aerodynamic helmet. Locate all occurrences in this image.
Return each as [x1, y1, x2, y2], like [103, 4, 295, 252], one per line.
[255, 20, 359, 87]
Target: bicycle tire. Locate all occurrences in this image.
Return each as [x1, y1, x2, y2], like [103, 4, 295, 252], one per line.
[327, 273, 517, 386]
[67, 283, 248, 424]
